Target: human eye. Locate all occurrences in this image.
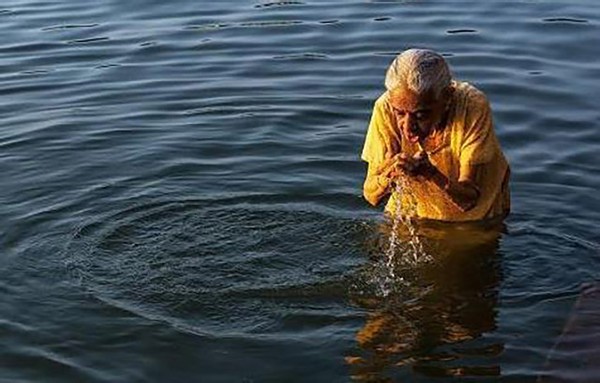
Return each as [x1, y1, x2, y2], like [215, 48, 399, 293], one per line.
[415, 110, 429, 120]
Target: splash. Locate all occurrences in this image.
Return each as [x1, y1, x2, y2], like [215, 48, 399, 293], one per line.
[379, 177, 429, 296]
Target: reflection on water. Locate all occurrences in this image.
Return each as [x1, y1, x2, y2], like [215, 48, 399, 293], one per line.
[349, 221, 504, 380]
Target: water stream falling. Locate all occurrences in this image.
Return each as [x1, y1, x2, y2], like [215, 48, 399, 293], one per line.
[380, 176, 429, 296]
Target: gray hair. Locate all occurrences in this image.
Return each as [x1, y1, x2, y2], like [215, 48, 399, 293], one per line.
[385, 49, 452, 98]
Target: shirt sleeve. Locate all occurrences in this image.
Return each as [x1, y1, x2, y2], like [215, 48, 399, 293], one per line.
[459, 90, 497, 177]
[361, 94, 395, 165]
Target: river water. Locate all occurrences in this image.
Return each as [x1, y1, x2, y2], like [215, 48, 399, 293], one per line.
[1, 1, 599, 382]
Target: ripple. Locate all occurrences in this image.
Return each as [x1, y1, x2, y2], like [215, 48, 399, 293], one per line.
[183, 23, 231, 31]
[2, 0, 600, 380]
[446, 28, 478, 34]
[239, 20, 303, 28]
[20, 69, 52, 76]
[184, 19, 304, 31]
[501, 214, 600, 304]
[255, 1, 305, 8]
[93, 63, 120, 70]
[65, 197, 368, 335]
[318, 19, 339, 24]
[272, 52, 329, 60]
[42, 24, 99, 32]
[66, 36, 110, 45]
[542, 17, 589, 24]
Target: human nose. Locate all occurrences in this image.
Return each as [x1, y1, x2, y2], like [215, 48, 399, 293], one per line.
[401, 113, 418, 133]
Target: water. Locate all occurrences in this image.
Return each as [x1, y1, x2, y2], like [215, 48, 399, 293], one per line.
[1, 0, 600, 381]
[380, 179, 428, 297]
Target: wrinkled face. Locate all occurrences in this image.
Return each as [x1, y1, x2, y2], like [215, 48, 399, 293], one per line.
[388, 85, 449, 143]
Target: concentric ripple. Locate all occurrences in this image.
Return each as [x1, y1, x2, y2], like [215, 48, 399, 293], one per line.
[2, 0, 600, 381]
[66, 198, 371, 336]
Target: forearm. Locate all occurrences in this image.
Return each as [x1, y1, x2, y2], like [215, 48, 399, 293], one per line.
[363, 173, 392, 206]
[428, 168, 479, 211]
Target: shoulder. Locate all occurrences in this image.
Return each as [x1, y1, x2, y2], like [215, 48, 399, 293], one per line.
[453, 81, 491, 115]
[368, 91, 395, 127]
[373, 91, 391, 111]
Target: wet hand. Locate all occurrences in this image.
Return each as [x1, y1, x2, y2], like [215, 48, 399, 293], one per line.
[397, 151, 435, 178]
[373, 151, 436, 193]
[373, 153, 404, 190]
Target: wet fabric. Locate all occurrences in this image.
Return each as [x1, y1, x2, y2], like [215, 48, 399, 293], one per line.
[362, 81, 510, 221]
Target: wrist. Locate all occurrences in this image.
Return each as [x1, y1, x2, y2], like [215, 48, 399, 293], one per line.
[432, 170, 452, 193]
[377, 175, 392, 190]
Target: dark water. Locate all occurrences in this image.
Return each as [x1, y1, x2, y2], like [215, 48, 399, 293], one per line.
[2, 1, 600, 382]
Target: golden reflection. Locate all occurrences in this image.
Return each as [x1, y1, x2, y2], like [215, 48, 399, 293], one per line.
[348, 219, 505, 381]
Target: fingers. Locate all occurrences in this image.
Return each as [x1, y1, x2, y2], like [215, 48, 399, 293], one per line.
[399, 158, 418, 174]
[378, 151, 432, 179]
[413, 150, 426, 161]
[380, 162, 397, 178]
[378, 153, 402, 174]
[398, 153, 430, 176]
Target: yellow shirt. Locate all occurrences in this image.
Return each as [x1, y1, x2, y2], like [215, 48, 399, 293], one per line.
[362, 81, 510, 221]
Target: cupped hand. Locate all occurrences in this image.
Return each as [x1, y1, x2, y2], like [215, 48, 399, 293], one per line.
[375, 151, 435, 189]
[375, 153, 403, 180]
[401, 151, 434, 176]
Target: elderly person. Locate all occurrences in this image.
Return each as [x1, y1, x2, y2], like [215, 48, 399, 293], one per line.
[362, 48, 510, 221]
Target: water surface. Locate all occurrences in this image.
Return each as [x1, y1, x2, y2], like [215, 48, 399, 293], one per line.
[1, 1, 600, 382]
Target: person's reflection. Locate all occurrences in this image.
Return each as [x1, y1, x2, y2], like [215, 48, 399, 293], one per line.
[348, 220, 504, 381]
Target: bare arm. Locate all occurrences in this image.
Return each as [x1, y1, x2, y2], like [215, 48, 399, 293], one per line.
[363, 149, 481, 211]
[400, 151, 481, 212]
[428, 165, 481, 211]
